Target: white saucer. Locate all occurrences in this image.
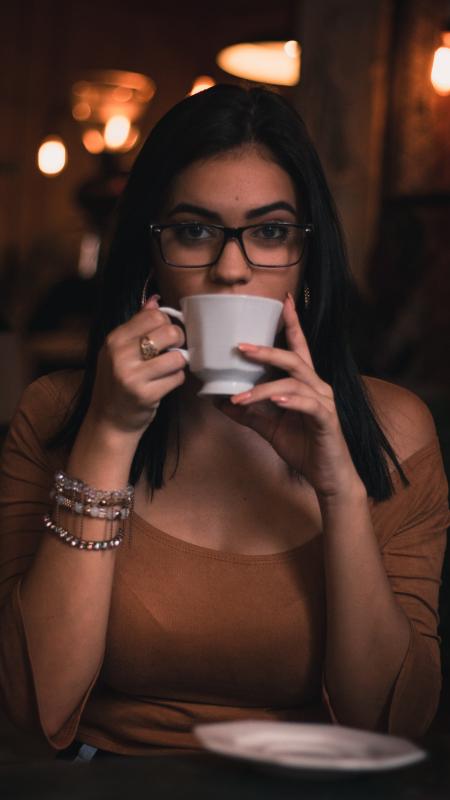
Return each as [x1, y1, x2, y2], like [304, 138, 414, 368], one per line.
[194, 721, 427, 776]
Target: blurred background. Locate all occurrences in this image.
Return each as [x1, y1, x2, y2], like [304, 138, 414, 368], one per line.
[1, 0, 449, 404]
[0, 0, 449, 748]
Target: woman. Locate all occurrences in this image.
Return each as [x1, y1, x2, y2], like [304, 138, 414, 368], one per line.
[0, 85, 448, 758]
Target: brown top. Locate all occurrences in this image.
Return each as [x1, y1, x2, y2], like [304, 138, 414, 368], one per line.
[0, 371, 448, 755]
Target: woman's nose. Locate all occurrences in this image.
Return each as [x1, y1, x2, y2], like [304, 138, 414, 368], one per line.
[208, 238, 252, 285]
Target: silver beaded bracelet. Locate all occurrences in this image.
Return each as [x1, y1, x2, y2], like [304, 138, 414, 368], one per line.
[52, 492, 131, 520]
[44, 514, 124, 551]
[53, 470, 134, 508]
[49, 471, 133, 547]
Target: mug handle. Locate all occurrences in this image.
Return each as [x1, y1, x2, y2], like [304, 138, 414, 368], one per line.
[159, 305, 189, 364]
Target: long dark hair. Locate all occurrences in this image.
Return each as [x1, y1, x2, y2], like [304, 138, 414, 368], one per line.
[50, 84, 406, 501]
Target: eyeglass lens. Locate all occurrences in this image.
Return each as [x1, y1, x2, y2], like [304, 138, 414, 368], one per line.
[159, 223, 306, 267]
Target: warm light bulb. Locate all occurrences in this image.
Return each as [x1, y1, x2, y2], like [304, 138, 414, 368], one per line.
[104, 115, 131, 149]
[431, 44, 450, 95]
[37, 137, 67, 175]
[284, 40, 300, 59]
[188, 75, 216, 95]
[112, 86, 133, 103]
[121, 125, 139, 151]
[72, 101, 91, 121]
[217, 41, 301, 86]
[82, 129, 105, 154]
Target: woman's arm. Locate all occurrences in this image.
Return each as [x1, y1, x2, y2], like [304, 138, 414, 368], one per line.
[0, 376, 142, 742]
[221, 295, 448, 733]
[321, 383, 448, 732]
[320, 483, 411, 730]
[0, 301, 186, 744]
[19, 413, 141, 739]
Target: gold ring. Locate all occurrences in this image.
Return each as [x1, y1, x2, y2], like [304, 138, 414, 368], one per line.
[140, 336, 159, 361]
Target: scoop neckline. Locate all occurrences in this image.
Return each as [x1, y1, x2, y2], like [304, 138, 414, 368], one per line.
[131, 512, 321, 563]
[130, 437, 440, 563]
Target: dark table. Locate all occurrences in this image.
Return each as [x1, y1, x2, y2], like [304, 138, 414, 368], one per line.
[1, 734, 450, 800]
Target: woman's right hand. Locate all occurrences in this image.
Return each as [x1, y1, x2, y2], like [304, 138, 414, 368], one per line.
[88, 296, 187, 435]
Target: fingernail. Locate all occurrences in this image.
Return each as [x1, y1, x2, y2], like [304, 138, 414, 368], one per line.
[231, 391, 252, 404]
[286, 291, 295, 306]
[271, 396, 288, 403]
[238, 343, 258, 352]
[145, 294, 161, 309]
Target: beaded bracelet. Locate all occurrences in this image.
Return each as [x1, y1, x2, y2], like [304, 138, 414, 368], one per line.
[50, 471, 133, 546]
[53, 471, 134, 508]
[44, 515, 124, 551]
[52, 493, 131, 520]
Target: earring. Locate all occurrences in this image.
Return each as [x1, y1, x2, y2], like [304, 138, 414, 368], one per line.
[141, 274, 153, 308]
[303, 284, 311, 309]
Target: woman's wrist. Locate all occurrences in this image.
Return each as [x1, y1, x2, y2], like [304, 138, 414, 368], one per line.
[317, 476, 368, 516]
[82, 408, 144, 449]
[67, 411, 142, 490]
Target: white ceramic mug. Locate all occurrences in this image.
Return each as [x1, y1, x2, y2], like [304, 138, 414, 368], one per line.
[159, 294, 283, 395]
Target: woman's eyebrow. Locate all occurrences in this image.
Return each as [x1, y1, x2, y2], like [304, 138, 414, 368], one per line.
[245, 201, 297, 219]
[166, 201, 297, 222]
[167, 203, 221, 221]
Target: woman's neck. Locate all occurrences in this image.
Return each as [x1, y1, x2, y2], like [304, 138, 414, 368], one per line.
[177, 374, 245, 441]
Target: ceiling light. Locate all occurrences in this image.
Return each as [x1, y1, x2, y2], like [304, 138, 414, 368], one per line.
[72, 70, 155, 154]
[216, 40, 301, 86]
[431, 27, 450, 95]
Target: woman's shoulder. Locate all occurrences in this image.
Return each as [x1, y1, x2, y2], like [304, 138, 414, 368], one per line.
[361, 376, 437, 466]
[15, 369, 84, 435]
[2, 371, 84, 471]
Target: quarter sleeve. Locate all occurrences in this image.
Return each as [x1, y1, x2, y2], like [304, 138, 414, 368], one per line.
[322, 439, 449, 737]
[380, 440, 449, 736]
[0, 372, 89, 748]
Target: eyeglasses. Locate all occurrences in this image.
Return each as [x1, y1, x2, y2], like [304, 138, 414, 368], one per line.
[150, 221, 314, 268]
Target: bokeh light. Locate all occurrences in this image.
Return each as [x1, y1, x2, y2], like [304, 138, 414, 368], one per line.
[37, 137, 67, 176]
[189, 75, 216, 95]
[431, 44, 450, 95]
[284, 40, 300, 59]
[217, 41, 301, 86]
[82, 128, 105, 154]
[104, 115, 131, 149]
[72, 101, 92, 121]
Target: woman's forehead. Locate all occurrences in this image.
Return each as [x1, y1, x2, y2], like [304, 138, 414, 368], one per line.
[164, 146, 298, 212]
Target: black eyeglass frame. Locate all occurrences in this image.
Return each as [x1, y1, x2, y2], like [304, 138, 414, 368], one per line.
[149, 221, 314, 268]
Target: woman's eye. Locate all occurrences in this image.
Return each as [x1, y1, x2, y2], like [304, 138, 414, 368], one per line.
[254, 224, 289, 240]
[178, 224, 213, 241]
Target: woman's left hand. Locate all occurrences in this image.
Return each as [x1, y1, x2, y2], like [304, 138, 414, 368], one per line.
[216, 293, 365, 501]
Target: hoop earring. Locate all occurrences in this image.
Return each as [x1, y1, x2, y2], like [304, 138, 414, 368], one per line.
[141, 274, 154, 309]
[304, 284, 311, 309]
